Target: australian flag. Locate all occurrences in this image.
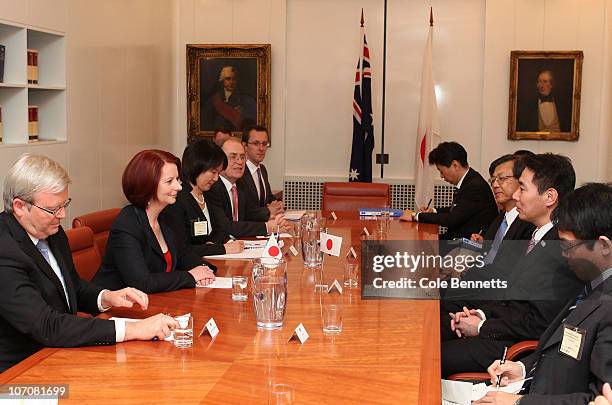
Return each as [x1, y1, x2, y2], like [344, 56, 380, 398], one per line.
[349, 17, 374, 183]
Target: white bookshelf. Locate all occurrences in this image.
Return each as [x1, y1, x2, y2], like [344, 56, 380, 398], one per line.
[0, 20, 65, 146]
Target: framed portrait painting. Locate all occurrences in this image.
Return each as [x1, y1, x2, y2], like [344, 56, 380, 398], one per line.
[508, 50, 583, 141]
[187, 44, 271, 143]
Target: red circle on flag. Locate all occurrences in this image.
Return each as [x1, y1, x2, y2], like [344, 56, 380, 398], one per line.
[326, 239, 333, 250]
[268, 246, 280, 256]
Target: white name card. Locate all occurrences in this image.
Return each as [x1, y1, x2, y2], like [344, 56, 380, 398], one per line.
[327, 279, 343, 295]
[288, 323, 310, 344]
[199, 317, 219, 339]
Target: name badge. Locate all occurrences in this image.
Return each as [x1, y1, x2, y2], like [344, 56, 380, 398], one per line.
[192, 219, 208, 237]
[559, 323, 586, 360]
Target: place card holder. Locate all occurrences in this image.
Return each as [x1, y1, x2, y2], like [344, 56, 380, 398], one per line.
[288, 323, 309, 344]
[327, 279, 343, 295]
[199, 317, 219, 339]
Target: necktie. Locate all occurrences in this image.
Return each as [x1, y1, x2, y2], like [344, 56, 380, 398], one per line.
[484, 217, 508, 265]
[450, 187, 458, 212]
[256, 167, 266, 207]
[524, 286, 589, 391]
[37, 239, 51, 264]
[231, 184, 239, 221]
[526, 232, 537, 255]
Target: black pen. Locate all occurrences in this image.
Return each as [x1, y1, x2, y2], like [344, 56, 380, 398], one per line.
[426, 198, 433, 210]
[496, 346, 508, 390]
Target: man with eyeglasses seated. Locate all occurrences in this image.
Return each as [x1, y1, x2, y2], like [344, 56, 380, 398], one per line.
[238, 124, 284, 221]
[441, 153, 536, 312]
[0, 154, 179, 373]
[205, 137, 289, 237]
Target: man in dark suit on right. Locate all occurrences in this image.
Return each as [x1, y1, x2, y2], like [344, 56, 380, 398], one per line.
[400, 141, 498, 241]
[475, 183, 612, 405]
[442, 154, 583, 377]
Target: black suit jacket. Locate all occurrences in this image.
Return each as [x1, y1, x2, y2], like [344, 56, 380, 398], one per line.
[442, 226, 582, 371]
[517, 94, 572, 133]
[418, 168, 498, 240]
[479, 226, 583, 342]
[0, 212, 115, 372]
[238, 163, 277, 213]
[205, 179, 267, 237]
[519, 278, 612, 405]
[92, 205, 214, 294]
[160, 188, 229, 256]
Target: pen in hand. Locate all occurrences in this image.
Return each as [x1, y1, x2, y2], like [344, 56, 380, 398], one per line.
[426, 198, 433, 210]
[496, 346, 508, 391]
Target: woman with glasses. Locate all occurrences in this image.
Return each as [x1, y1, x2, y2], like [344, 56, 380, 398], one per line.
[161, 139, 244, 256]
[92, 150, 216, 293]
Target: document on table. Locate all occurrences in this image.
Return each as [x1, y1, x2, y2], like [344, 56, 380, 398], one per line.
[204, 240, 284, 260]
[442, 378, 530, 404]
[283, 210, 306, 220]
[256, 233, 292, 239]
[197, 276, 232, 289]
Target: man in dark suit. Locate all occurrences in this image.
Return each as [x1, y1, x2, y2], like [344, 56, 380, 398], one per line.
[238, 125, 284, 221]
[475, 183, 612, 405]
[400, 141, 498, 241]
[441, 153, 535, 309]
[517, 69, 572, 133]
[442, 154, 583, 377]
[0, 154, 179, 373]
[205, 138, 290, 237]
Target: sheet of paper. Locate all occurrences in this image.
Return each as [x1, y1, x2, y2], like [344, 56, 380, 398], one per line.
[283, 210, 306, 220]
[471, 378, 531, 401]
[198, 276, 232, 289]
[441, 379, 472, 405]
[256, 233, 292, 239]
[205, 249, 264, 260]
[243, 240, 267, 249]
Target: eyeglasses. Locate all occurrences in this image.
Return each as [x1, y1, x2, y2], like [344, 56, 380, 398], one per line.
[247, 141, 270, 148]
[28, 198, 72, 217]
[489, 175, 515, 186]
[228, 153, 246, 162]
[560, 239, 588, 253]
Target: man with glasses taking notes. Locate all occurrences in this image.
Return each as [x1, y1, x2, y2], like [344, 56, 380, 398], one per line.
[239, 125, 284, 220]
[0, 154, 179, 373]
[475, 183, 612, 405]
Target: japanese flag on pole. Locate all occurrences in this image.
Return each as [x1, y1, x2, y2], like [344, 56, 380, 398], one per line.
[261, 234, 282, 261]
[414, 12, 440, 209]
[320, 232, 342, 257]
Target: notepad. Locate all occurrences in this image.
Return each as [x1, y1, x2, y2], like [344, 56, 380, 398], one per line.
[283, 210, 306, 220]
[442, 377, 530, 404]
[197, 276, 232, 289]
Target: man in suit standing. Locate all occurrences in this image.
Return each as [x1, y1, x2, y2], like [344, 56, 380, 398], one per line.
[238, 125, 284, 220]
[442, 153, 582, 377]
[475, 183, 612, 405]
[0, 154, 180, 372]
[205, 138, 289, 237]
[400, 141, 498, 241]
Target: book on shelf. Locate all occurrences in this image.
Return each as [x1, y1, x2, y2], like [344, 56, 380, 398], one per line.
[0, 105, 3, 143]
[27, 49, 39, 84]
[0, 44, 5, 83]
[28, 105, 38, 142]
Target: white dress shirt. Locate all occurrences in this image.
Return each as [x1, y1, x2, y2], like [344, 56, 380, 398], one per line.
[220, 175, 237, 217]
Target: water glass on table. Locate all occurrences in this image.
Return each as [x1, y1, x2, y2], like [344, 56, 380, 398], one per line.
[343, 263, 358, 288]
[322, 304, 343, 335]
[232, 275, 248, 301]
[173, 314, 193, 348]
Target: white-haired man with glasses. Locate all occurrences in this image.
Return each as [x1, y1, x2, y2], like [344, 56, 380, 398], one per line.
[0, 154, 179, 373]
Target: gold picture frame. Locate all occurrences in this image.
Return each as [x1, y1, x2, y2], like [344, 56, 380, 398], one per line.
[508, 50, 583, 141]
[187, 44, 271, 143]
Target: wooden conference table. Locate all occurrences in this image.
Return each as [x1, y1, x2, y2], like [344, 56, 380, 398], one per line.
[1, 215, 441, 404]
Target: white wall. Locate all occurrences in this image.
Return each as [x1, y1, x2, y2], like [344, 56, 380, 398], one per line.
[0, 0, 174, 222]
